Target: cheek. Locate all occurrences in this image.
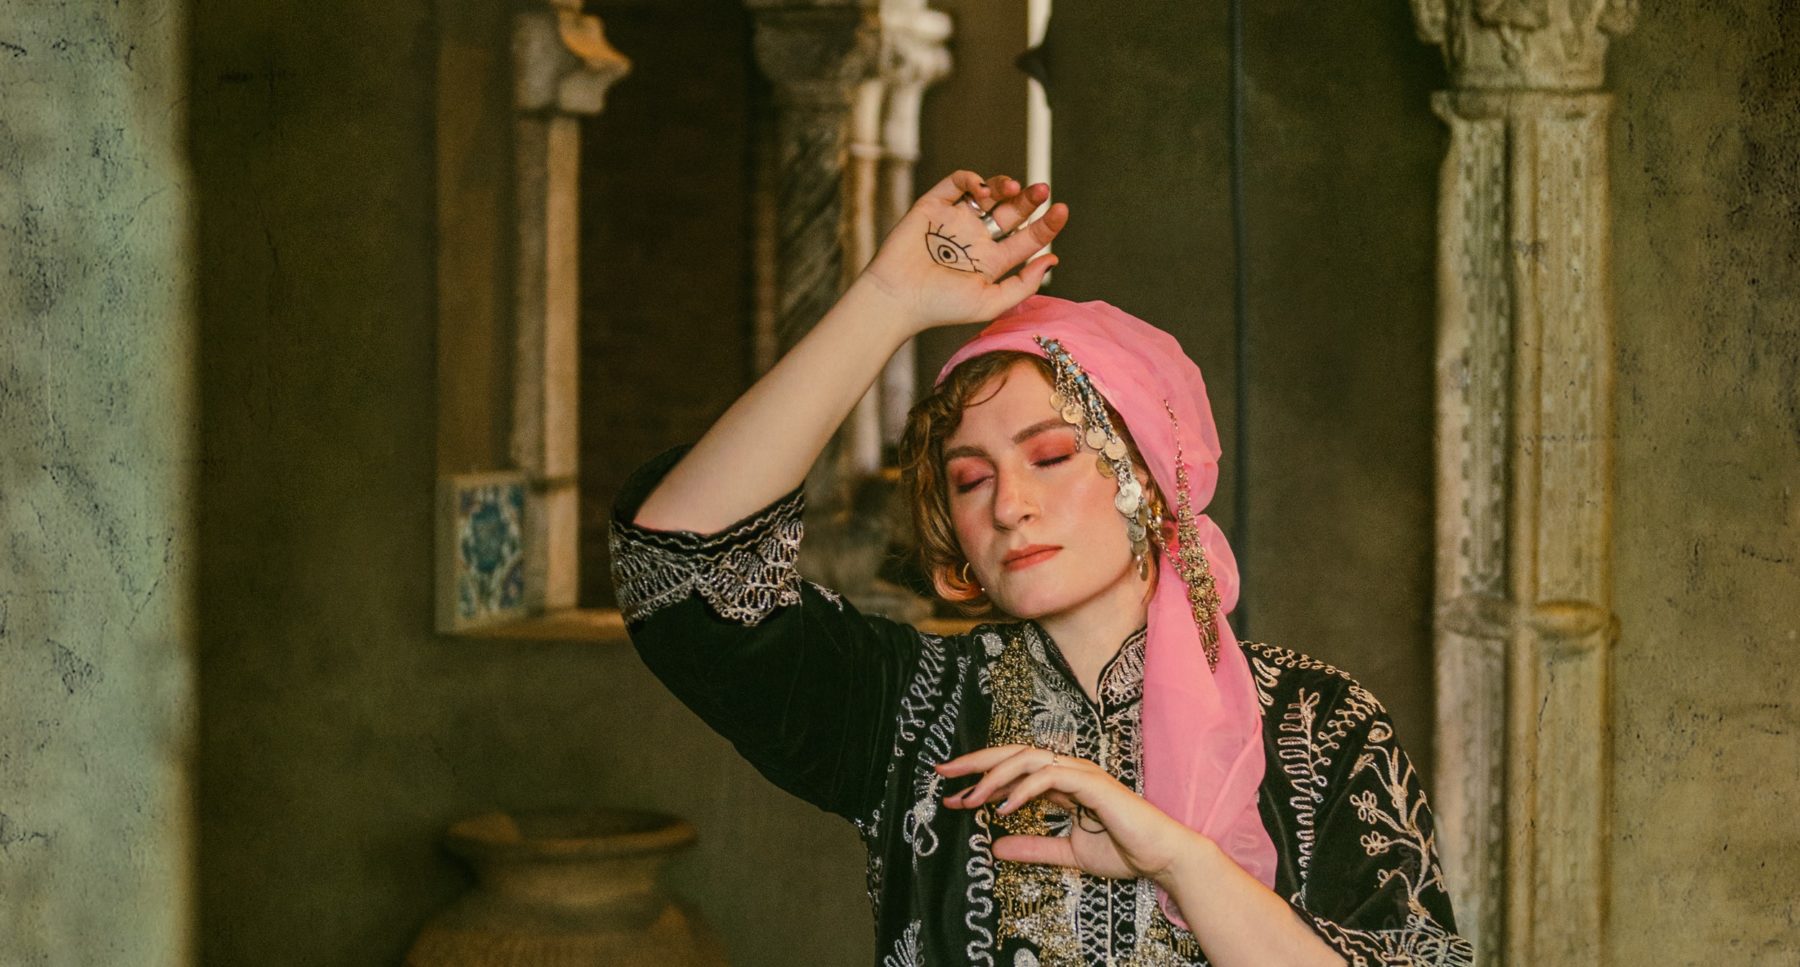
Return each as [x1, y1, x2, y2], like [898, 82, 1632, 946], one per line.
[947, 498, 989, 549]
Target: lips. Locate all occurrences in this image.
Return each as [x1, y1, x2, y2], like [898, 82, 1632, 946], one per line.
[1002, 544, 1061, 571]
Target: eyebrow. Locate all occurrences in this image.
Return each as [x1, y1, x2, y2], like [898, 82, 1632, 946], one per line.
[942, 418, 1074, 462]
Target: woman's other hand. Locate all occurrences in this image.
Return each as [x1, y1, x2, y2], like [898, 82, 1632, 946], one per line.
[935, 744, 1212, 888]
[856, 170, 1068, 334]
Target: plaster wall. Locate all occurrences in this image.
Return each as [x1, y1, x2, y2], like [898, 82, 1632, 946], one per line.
[1607, 2, 1800, 962]
[0, 1, 196, 963]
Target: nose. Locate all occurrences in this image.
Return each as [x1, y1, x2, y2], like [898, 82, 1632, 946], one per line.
[990, 465, 1040, 530]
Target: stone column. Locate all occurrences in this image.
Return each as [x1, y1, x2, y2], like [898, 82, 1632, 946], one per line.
[874, 0, 952, 449]
[748, 1, 947, 620]
[747, 1, 880, 368]
[746, 4, 877, 516]
[511, 1, 629, 613]
[844, 0, 952, 474]
[1411, 1, 1634, 963]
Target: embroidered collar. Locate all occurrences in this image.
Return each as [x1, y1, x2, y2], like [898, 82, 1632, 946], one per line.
[1025, 622, 1148, 711]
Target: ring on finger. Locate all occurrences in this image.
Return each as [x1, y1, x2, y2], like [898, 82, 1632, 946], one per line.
[954, 191, 1011, 242]
[976, 207, 1008, 242]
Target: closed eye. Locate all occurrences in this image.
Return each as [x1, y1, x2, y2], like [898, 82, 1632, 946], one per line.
[1034, 455, 1072, 468]
[953, 476, 991, 494]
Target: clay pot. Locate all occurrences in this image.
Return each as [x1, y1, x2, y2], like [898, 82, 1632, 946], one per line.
[407, 809, 726, 967]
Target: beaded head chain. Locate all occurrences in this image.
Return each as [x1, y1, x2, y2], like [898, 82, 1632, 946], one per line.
[1033, 335, 1223, 670]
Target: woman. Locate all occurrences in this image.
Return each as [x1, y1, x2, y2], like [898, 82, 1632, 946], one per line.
[612, 171, 1470, 966]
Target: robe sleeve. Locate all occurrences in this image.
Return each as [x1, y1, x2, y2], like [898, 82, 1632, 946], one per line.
[608, 447, 924, 826]
[1288, 682, 1475, 967]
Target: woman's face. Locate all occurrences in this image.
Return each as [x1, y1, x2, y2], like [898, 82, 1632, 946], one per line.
[943, 360, 1144, 622]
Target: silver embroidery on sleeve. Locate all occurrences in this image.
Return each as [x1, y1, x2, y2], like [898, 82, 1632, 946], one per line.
[608, 490, 804, 626]
[1303, 716, 1474, 966]
[1306, 914, 1474, 967]
[1246, 642, 1474, 966]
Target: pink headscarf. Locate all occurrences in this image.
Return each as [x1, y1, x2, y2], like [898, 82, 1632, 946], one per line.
[938, 295, 1277, 916]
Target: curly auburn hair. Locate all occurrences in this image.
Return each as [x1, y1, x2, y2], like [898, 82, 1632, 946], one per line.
[897, 350, 1163, 614]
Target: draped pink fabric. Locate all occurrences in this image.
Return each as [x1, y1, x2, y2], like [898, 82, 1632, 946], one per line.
[937, 296, 1277, 921]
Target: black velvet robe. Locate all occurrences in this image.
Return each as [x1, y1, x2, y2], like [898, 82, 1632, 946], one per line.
[611, 451, 1471, 966]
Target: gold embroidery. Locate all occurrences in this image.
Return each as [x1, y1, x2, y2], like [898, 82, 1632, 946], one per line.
[987, 627, 1083, 962]
[983, 624, 1206, 965]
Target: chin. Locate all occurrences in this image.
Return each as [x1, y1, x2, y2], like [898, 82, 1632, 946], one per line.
[992, 561, 1136, 621]
[992, 574, 1097, 620]
[986, 579, 1062, 620]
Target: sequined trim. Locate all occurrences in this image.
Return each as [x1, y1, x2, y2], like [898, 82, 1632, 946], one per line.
[607, 490, 804, 626]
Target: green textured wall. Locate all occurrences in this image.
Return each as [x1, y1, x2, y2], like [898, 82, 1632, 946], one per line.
[1608, 2, 1800, 961]
[0, 1, 196, 963]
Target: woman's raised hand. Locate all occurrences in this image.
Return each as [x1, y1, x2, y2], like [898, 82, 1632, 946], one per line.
[856, 170, 1068, 334]
[935, 744, 1208, 888]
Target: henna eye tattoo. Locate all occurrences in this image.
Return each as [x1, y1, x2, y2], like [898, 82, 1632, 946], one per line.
[925, 223, 982, 274]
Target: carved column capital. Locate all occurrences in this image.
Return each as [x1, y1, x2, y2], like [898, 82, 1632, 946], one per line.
[513, 4, 631, 116]
[876, 0, 952, 163]
[749, 3, 882, 107]
[1410, 0, 1637, 90]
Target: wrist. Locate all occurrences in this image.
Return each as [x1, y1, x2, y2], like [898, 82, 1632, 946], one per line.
[1154, 828, 1227, 900]
[842, 268, 926, 338]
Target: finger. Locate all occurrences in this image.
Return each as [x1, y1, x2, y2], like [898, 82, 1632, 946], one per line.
[949, 777, 1081, 813]
[986, 181, 1049, 237]
[926, 169, 993, 204]
[994, 201, 1068, 267]
[993, 834, 1079, 869]
[947, 747, 1058, 808]
[997, 762, 1107, 816]
[935, 745, 1030, 777]
[947, 774, 1023, 809]
[976, 252, 1060, 318]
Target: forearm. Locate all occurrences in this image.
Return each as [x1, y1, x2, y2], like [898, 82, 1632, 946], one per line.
[634, 279, 916, 534]
[1160, 834, 1345, 967]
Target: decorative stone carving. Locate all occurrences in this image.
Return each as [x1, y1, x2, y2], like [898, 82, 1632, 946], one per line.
[1410, 0, 1637, 91]
[514, 3, 631, 115]
[1416, 2, 1630, 963]
[511, 4, 629, 613]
